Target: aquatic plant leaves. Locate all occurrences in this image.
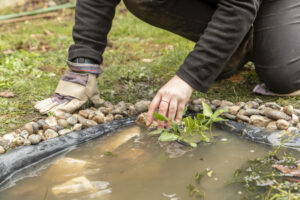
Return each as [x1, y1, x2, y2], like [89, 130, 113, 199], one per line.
[158, 132, 178, 142]
[154, 112, 168, 121]
[211, 109, 228, 121]
[149, 129, 164, 135]
[202, 102, 213, 117]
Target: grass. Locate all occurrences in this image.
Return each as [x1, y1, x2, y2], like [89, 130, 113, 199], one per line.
[0, 3, 299, 135]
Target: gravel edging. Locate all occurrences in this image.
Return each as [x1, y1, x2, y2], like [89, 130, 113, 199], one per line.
[0, 116, 137, 189]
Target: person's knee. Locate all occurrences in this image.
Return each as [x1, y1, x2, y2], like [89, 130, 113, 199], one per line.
[256, 66, 298, 94]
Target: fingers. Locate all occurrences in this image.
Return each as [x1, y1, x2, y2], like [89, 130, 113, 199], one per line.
[158, 98, 170, 128]
[175, 101, 186, 124]
[167, 98, 178, 125]
[146, 94, 161, 126]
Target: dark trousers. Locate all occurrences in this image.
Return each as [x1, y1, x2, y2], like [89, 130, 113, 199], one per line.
[123, 0, 300, 93]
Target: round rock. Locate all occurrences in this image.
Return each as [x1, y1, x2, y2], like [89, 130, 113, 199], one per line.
[58, 129, 72, 136]
[45, 116, 58, 127]
[276, 119, 290, 130]
[72, 124, 82, 131]
[266, 121, 277, 130]
[93, 114, 105, 124]
[228, 106, 241, 115]
[23, 123, 34, 135]
[0, 146, 5, 154]
[250, 115, 271, 128]
[57, 119, 68, 128]
[283, 105, 293, 116]
[134, 100, 151, 113]
[28, 134, 42, 145]
[44, 129, 58, 139]
[262, 108, 291, 121]
[20, 130, 29, 139]
[67, 115, 78, 125]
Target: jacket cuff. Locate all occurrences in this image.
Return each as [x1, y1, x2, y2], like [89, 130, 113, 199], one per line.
[176, 66, 210, 93]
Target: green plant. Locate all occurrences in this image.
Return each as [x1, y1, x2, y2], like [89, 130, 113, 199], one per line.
[149, 102, 227, 147]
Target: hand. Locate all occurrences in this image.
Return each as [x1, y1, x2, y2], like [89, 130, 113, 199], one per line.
[147, 75, 193, 128]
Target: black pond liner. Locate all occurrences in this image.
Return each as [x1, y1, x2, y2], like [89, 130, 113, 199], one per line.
[0, 113, 299, 190]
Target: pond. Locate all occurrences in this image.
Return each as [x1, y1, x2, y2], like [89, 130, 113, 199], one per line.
[0, 126, 298, 200]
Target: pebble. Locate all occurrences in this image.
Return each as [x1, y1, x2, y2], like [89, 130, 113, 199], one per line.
[58, 129, 72, 136]
[67, 115, 78, 125]
[44, 129, 58, 139]
[263, 108, 291, 121]
[45, 116, 58, 127]
[283, 105, 293, 116]
[57, 119, 68, 128]
[114, 114, 124, 120]
[28, 134, 42, 145]
[189, 104, 202, 112]
[65, 113, 72, 118]
[56, 115, 67, 120]
[3, 132, 16, 144]
[211, 100, 221, 107]
[92, 114, 105, 124]
[244, 109, 260, 116]
[20, 130, 29, 139]
[294, 109, 300, 116]
[128, 105, 137, 116]
[105, 114, 114, 122]
[244, 101, 259, 109]
[276, 119, 290, 130]
[250, 115, 271, 128]
[30, 122, 39, 133]
[43, 125, 57, 131]
[104, 101, 113, 108]
[266, 121, 277, 130]
[236, 115, 251, 123]
[23, 123, 34, 135]
[192, 98, 209, 105]
[223, 113, 236, 120]
[265, 102, 281, 110]
[228, 106, 241, 115]
[79, 110, 89, 118]
[72, 124, 82, 131]
[292, 114, 299, 125]
[0, 146, 5, 154]
[134, 100, 151, 113]
[16, 137, 25, 146]
[287, 127, 298, 134]
[236, 102, 245, 108]
[220, 100, 234, 107]
[112, 105, 127, 115]
[55, 125, 63, 132]
[98, 107, 109, 115]
[23, 139, 31, 146]
[37, 119, 46, 129]
[0, 138, 10, 150]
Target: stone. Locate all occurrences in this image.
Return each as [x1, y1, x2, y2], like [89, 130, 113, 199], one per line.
[258, 105, 266, 110]
[236, 115, 251, 123]
[297, 123, 300, 130]
[28, 134, 42, 145]
[287, 127, 298, 134]
[223, 113, 236, 120]
[45, 116, 58, 127]
[67, 115, 78, 125]
[263, 108, 291, 121]
[128, 105, 137, 116]
[3, 132, 16, 145]
[244, 109, 260, 116]
[292, 114, 299, 125]
[228, 106, 241, 115]
[236, 102, 245, 108]
[56, 115, 67, 120]
[72, 124, 82, 131]
[114, 114, 123, 120]
[30, 122, 39, 133]
[92, 114, 105, 124]
[23, 139, 31, 146]
[112, 105, 127, 115]
[57, 119, 68, 128]
[16, 137, 25, 146]
[37, 119, 46, 129]
[55, 125, 63, 132]
[104, 101, 113, 108]
[250, 115, 271, 128]
[211, 100, 221, 107]
[134, 100, 151, 113]
[117, 101, 126, 108]
[43, 125, 57, 131]
[0, 146, 5, 154]
[23, 123, 34, 135]
[79, 110, 89, 118]
[188, 104, 202, 112]
[283, 105, 293, 116]
[265, 102, 281, 110]
[276, 119, 290, 130]
[44, 129, 58, 139]
[244, 101, 259, 109]
[220, 100, 234, 107]
[105, 114, 114, 122]
[58, 129, 72, 136]
[85, 119, 98, 128]
[192, 98, 209, 105]
[98, 107, 109, 115]
[294, 109, 300, 116]
[65, 113, 72, 118]
[20, 130, 29, 139]
[266, 121, 277, 130]
[0, 138, 10, 150]
[254, 98, 263, 104]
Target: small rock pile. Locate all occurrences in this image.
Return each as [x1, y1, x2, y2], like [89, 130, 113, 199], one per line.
[0, 100, 150, 155]
[188, 98, 300, 133]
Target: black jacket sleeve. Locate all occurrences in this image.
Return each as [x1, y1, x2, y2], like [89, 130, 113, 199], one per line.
[176, 0, 261, 92]
[68, 0, 121, 64]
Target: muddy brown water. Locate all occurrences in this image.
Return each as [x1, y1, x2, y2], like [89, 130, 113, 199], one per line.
[0, 126, 297, 200]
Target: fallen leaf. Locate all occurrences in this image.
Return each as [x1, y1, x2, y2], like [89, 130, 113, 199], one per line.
[0, 91, 15, 98]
